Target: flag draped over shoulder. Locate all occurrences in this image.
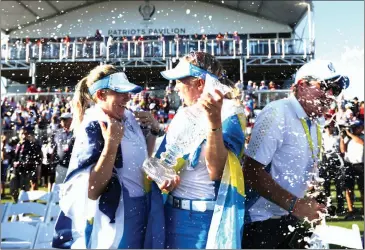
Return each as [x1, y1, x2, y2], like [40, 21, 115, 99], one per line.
[206, 101, 246, 249]
[155, 99, 246, 249]
[52, 107, 165, 249]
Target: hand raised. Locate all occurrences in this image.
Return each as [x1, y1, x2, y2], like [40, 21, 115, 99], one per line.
[99, 115, 124, 147]
[198, 89, 224, 128]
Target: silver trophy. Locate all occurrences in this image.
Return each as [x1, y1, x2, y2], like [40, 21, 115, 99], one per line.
[142, 74, 234, 186]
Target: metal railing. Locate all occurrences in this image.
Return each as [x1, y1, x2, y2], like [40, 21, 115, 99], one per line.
[246, 38, 312, 58]
[1, 38, 311, 62]
[2, 89, 291, 109]
[250, 89, 291, 108]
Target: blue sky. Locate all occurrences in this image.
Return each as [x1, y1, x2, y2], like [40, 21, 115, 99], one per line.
[296, 1, 364, 100]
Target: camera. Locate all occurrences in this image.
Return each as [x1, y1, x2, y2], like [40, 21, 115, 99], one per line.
[338, 124, 352, 137]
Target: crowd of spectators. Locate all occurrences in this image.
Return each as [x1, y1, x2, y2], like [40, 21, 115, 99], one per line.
[320, 96, 364, 219]
[1, 92, 73, 201]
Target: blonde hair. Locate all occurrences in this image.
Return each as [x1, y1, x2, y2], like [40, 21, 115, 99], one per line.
[183, 51, 238, 99]
[71, 65, 119, 130]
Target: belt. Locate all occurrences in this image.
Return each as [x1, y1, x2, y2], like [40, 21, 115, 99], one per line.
[167, 195, 215, 212]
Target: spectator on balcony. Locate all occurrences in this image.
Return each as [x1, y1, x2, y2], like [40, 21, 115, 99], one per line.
[63, 35, 71, 44]
[26, 84, 38, 93]
[107, 35, 113, 47]
[259, 80, 268, 90]
[252, 81, 258, 91]
[157, 33, 165, 56]
[94, 29, 103, 42]
[224, 32, 230, 39]
[235, 79, 243, 93]
[201, 34, 208, 42]
[233, 31, 240, 53]
[269, 81, 277, 90]
[246, 80, 253, 95]
[216, 32, 224, 55]
[223, 32, 230, 54]
[173, 34, 182, 55]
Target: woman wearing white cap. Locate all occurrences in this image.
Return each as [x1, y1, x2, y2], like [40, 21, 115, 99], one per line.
[53, 65, 165, 249]
[156, 51, 246, 249]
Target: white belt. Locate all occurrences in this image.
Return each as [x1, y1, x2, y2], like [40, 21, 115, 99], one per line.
[167, 195, 215, 212]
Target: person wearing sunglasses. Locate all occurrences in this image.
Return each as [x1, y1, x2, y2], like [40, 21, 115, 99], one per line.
[242, 59, 350, 249]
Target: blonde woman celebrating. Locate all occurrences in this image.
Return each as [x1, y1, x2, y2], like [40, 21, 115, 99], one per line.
[53, 65, 165, 249]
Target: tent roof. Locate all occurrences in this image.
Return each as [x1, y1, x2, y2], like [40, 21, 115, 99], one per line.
[2, 0, 312, 34]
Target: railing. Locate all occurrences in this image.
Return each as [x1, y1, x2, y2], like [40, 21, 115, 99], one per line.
[2, 89, 291, 110]
[246, 39, 312, 58]
[1, 38, 311, 62]
[1, 92, 74, 105]
[249, 89, 292, 108]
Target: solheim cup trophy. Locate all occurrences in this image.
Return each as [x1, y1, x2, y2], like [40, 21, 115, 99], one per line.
[142, 74, 233, 186]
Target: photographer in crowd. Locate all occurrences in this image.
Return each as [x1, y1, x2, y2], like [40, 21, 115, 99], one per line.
[319, 123, 345, 214]
[340, 119, 364, 219]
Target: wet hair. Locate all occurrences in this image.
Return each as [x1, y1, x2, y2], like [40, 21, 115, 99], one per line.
[182, 51, 237, 98]
[71, 64, 119, 130]
[184, 51, 235, 88]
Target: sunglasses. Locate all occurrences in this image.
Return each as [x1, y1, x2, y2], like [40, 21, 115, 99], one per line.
[320, 77, 345, 97]
[304, 76, 344, 97]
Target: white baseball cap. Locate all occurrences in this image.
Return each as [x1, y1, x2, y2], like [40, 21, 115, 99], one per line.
[294, 59, 350, 92]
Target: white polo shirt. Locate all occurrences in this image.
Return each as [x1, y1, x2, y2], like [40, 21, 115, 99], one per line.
[344, 134, 364, 164]
[245, 95, 323, 223]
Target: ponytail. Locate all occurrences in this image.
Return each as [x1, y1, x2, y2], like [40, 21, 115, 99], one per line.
[71, 77, 92, 131]
[70, 65, 120, 131]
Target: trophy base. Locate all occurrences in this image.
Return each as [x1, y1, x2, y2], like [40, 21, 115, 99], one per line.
[142, 157, 177, 186]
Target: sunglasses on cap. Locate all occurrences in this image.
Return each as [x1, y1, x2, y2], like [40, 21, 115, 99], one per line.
[320, 75, 348, 97]
[304, 75, 346, 97]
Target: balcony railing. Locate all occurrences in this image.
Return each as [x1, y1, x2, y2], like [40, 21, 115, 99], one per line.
[249, 89, 291, 108]
[1, 38, 312, 62]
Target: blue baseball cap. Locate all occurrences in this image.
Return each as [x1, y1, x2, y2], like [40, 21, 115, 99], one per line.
[88, 72, 142, 96]
[160, 60, 218, 81]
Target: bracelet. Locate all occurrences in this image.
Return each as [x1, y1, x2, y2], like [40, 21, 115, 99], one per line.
[288, 196, 298, 214]
[211, 127, 222, 132]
